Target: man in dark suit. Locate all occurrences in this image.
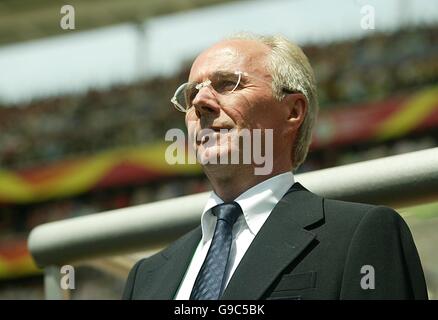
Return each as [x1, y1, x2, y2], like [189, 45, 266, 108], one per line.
[123, 33, 428, 300]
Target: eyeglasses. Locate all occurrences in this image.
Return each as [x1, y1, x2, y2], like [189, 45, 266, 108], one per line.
[171, 70, 266, 113]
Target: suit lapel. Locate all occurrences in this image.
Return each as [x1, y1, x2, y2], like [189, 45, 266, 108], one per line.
[143, 226, 202, 299]
[221, 183, 324, 300]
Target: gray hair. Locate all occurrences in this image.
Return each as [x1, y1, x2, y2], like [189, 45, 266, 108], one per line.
[228, 33, 319, 171]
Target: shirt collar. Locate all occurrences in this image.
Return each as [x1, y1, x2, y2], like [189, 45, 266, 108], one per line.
[200, 172, 295, 243]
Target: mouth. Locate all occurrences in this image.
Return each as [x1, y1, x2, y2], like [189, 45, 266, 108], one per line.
[196, 126, 234, 145]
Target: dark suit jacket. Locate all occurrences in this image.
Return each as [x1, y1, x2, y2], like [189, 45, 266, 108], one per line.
[122, 183, 428, 300]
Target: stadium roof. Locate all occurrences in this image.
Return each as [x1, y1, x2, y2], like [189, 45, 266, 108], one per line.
[0, 0, 241, 46]
[1, 0, 438, 104]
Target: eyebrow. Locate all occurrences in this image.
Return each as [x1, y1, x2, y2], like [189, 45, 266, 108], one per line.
[212, 70, 236, 77]
[190, 70, 237, 84]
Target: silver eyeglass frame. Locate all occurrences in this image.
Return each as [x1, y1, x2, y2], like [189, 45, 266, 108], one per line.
[170, 70, 301, 113]
[170, 70, 247, 113]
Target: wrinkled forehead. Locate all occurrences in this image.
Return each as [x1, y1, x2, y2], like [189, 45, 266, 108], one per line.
[188, 40, 271, 82]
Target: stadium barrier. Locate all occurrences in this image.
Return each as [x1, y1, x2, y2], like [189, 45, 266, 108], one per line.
[28, 147, 438, 299]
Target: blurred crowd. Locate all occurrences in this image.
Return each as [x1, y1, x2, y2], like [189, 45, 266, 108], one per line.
[308, 25, 438, 106]
[0, 25, 437, 170]
[0, 76, 186, 170]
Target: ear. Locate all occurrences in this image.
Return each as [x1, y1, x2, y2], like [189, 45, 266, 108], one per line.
[284, 93, 307, 130]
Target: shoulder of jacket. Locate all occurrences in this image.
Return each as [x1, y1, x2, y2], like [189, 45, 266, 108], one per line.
[323, 197, 401, 225]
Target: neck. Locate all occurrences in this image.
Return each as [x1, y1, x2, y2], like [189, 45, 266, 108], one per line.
[205, 165, 292, 202]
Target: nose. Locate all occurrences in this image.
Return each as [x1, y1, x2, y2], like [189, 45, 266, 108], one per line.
[192, 86, 221, 117]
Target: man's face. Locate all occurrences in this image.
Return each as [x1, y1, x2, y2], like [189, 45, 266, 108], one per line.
[185, 39, 293, 171]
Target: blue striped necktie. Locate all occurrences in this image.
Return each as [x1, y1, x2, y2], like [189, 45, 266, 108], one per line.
[190, 202, 242, 300]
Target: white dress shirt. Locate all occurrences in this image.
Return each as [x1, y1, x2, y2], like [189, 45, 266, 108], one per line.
[174, 171, 295, 299]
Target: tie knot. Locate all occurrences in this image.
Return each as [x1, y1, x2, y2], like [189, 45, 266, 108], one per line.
[212, 202, 242, 226]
